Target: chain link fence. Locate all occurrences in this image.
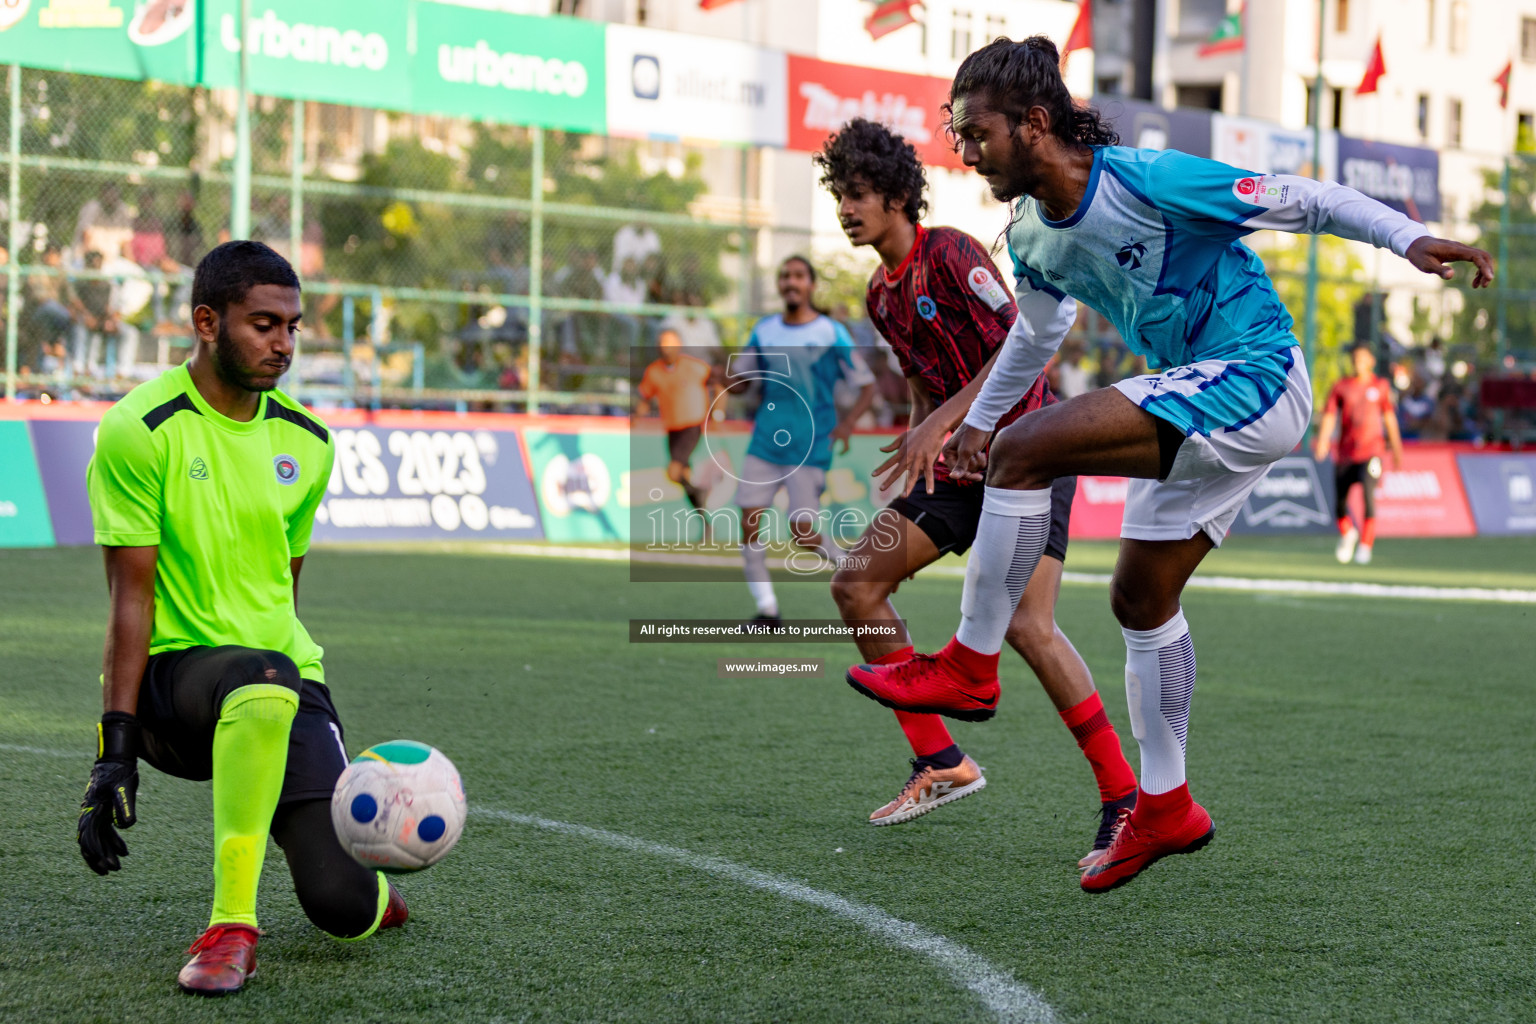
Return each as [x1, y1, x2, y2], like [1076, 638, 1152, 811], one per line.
[2, 66, 1532, 441]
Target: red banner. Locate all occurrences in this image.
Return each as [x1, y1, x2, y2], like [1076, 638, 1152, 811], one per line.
[1068, 475, 1129, 540]
[1348, 447, 1475, 537]
[786, 55, 964, 171]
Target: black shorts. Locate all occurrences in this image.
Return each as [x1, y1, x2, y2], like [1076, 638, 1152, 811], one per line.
[667, 425, 703, 465]
[887, 475, 1075, 561]
[1334, 458, 1382, 520]
[136, 646, 349, 806]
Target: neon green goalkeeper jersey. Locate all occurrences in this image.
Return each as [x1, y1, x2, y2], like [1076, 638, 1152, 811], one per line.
[87, 363, 337, 682]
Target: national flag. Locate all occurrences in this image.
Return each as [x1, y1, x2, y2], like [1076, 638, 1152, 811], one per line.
[1198, 4, 1244, 57]
[1357, 35, 1386, 95]
[698, 0, 746, 9]
[1496, 60, 1513, 109]
[1064, 0, 1092, 54]
[865, 0, 922, 41]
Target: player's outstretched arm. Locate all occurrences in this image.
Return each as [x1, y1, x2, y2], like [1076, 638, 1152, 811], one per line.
[79, 544, 157, 875]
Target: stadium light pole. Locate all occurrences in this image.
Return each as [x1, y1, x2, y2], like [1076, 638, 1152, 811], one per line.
[4, 64, 19, 402]
[528, 126, 543, 413]
[232, 0, 252, 240]
[1303, 0, 1324, 406]
[1497, 156, 1510, 366]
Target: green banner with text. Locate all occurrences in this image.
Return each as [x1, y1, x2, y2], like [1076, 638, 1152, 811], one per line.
[0, 0, 200, 83]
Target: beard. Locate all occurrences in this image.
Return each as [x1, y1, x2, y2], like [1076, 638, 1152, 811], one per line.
[213, 321, 284, 392]
[981, 130, 1040, 204]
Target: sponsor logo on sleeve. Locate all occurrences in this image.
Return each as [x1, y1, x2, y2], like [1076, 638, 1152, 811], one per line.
[966, 267, 1011, 311]
[1233, 175, 1292, 208]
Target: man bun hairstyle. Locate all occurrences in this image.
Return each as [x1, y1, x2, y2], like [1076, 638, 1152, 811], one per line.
[192, 240, 301, 316]
[813, 117, 929, 225]
[949, 36, 1119, 148]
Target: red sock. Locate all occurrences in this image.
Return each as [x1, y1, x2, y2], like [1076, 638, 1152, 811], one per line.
[1336, 517, 1353, 535]
[873, 646, 959, 757]
[938, 635, 1001, 679]
[1059, 692, 1137, 803]
[1131, 782, 1193, 831]
[1360, 518, 1377, 546]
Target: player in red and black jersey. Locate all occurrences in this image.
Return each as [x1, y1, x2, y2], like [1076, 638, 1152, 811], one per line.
[1314, 341, 1404, 565]
[816, 119, 1137, 864]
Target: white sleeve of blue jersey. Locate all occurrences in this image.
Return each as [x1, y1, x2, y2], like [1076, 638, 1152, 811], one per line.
[1140, 150, 1430, 257]
[962, 283, 1077, 433]
[832, 322, 876, 388]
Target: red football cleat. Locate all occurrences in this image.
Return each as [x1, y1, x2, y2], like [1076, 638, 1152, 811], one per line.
[845, 642, 1000, 722]
[379, 882, 408, 930]
[177, 923, 259, 996]
[1080, 800, 1215, 893]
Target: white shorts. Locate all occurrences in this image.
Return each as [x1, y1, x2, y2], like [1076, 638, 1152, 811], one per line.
[1112, 347, 1312, 546]
[734, 453, 827, 526]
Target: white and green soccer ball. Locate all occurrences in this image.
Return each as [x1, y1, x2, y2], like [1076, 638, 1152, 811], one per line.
[330, 740, 467, 872]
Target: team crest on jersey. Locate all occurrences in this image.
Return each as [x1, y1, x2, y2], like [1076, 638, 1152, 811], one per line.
[189, 457, 209, 480]
[916, 295, 937, 320]
[966, 266, 1011, 311]
[1115, 240, 1148, 270]
[273, 454, 300, 485]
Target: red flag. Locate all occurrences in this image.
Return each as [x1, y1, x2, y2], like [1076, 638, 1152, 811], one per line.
[1357, 35, 1386, 95]
[1496, 60, 1513, 109]
[1064, 0, 1092, 54]
[698, 0, 746, 9]
[865, 0, 922, 41]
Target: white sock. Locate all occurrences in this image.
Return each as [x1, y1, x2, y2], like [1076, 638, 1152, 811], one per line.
[954, 486, 1053, 656]
[742, 541, 778, 617]
[1122, 609, 1196, 795]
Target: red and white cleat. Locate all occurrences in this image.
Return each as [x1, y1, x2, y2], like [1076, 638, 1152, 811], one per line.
[379, 882, 409, 930]
[177, 923, 259, 996]
[1080, 800, 1215, 893]
[868, 755, 987, 826]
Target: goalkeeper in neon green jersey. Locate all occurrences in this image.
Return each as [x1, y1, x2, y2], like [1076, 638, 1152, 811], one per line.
[79, 240, 406, 996]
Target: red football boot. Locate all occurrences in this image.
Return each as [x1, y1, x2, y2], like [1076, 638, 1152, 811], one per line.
[845, 638, 1000, 722]
[379, 882, 408, 930]
[1080, 797, 1215, 893]
[177, 923, 259, 996]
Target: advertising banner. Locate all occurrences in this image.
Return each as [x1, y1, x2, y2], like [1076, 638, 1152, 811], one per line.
[0, 0, 200, 83]
[786, 56, 961, 170]
[412, 4, 606, 134]
[1346, 447, 1474, 537]
[1093, 95, 1212, 158]
[202, 0, 412, 111]
[0, 422, 56, 548]
[524, 427, 631, 542]
[1232, 456, 1334, 535]
[1337, 136, 1441, 223]
[28, 418, 99, 546]
[1456, 453, 1536, 535]
[1068, 475, 1128, 540]
[605, 23, 787, 146]
[313, 423, 542, 542]
[1213, 114, 1337, 180]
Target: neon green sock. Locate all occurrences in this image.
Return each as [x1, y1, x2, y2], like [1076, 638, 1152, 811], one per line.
[208, 684, 298, 928]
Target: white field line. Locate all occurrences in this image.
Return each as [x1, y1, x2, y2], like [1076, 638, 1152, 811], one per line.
[0, 742, 77, 758]
[485, 542, 1536, 605]
[473, 807, 1057, 1024]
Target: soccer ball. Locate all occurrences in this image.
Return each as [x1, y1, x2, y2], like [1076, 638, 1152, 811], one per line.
[330, 740, 467, 872]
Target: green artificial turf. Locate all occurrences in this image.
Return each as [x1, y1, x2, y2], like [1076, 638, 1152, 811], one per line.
[1, 541, 1532, 1023]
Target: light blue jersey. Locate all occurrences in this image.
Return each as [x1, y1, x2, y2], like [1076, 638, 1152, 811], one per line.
[735, 314, 871, 471]
[964, 146, 1427, 438]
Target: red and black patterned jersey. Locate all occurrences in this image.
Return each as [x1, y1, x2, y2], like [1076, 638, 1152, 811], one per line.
[865, 225, 1051, 453]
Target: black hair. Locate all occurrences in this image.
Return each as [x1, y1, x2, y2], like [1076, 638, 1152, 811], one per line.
[192, 240, 300, 316]
[812, 117, 928, 225]
[947, 36, 1119, 148]
[780, 254, 817, 284]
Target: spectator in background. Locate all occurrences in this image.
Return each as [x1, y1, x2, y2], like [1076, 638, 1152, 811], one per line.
[70, 251, 117, 375]
[1398, 378, 1435, 437]
[74, 183, 134, 261]
[21, 246, 75, 376]
[169, 188, 204, 267]
[603, 255, 645, 358]
[130, 192, 168, 268]
[1053, 338, 1092, 401]
[1423, 337, 1446, 399]
[613, 222, 660, 270]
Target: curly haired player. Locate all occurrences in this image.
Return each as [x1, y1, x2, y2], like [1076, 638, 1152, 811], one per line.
[816, 118, 1138, 864]
[846, 37, 1493, 892]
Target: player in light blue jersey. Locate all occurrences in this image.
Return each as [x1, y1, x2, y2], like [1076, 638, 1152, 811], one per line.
[731, 256, 874, 627]
[847, 35, 1493, 891]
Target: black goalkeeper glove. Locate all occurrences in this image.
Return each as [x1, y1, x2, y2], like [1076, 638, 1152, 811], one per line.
[78, 712, 140, 876]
